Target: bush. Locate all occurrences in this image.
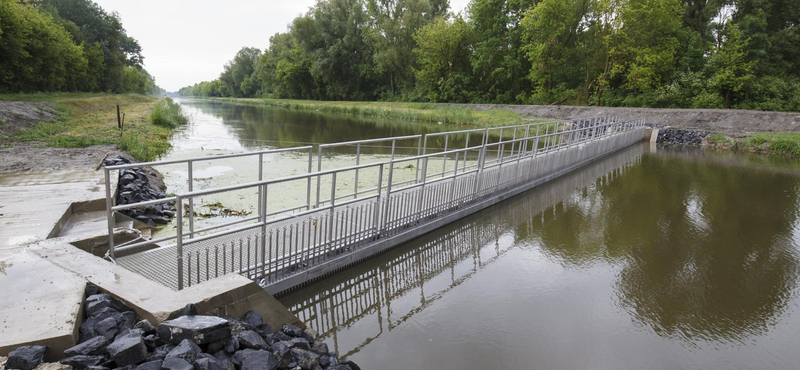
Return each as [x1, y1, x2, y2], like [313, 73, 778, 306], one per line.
[150, 98, 188, 129]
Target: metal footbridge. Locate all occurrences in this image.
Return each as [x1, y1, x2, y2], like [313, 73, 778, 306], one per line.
[103, 116, 646, 294]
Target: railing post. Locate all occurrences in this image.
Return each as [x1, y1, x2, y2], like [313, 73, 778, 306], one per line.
[382, 159, 395, 233]
[374, 165, 384, 237]
[354, 143, 361, 199]
[104, 167, 115, 258]
[328, 172, 337, 253]
[417, 157, 429, 221]
[261, 184, 268, 249]
[176, 195, 184, 290]
[316, 146, 323, 208]
[415, 136, 422, 184]
[307, 148, 313, 210]
[258, 153, 263, 217]
[442, 135, 449, 178]
[188, 161, 194, 238]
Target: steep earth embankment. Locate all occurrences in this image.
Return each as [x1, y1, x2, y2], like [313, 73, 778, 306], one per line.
[459, 104, 800, 136]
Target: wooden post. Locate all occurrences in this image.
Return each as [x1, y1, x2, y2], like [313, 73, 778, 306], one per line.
[116, 105, 121, 129]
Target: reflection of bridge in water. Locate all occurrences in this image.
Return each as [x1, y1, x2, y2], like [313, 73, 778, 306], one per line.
[281, 144, 645, 358]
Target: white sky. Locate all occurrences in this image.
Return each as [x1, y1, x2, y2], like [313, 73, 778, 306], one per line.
[94, 0, 471, 92]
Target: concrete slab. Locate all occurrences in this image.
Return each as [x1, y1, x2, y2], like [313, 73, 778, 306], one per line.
[0, 169, 109, 250]
[0, 250, 85, 362]
[27, 237, 302, 332]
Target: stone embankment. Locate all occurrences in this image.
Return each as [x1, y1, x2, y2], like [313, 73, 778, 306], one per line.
[104, 155, 176, 227]
[655, 129, 708, 145]
[1, 285, 359, 370]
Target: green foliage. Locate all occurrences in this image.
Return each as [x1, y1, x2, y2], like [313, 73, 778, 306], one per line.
[150, 98, 188, 129]
[175, 0, 800, 113]
[0, 0, 162, 94]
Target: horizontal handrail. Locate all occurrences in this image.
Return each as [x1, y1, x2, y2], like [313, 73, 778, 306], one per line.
[105, 145, 313, 170]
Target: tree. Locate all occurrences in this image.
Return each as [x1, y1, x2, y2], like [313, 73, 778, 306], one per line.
[413, 15, 475, 102]
[219, 47, 262, 97]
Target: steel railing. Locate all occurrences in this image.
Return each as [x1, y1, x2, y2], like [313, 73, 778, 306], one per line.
[105, 117, 645, 291]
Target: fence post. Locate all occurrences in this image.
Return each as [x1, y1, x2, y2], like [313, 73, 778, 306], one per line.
[177, 195, 184, 290]
[104, 167, 115, 258]
[382, 159, 395, 234]
[188, 161, 194, 238]
[374, 165, 384, 237]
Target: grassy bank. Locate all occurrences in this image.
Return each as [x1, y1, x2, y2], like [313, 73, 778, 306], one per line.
[221, 97, 525, 128]
[0, 93, 187, 161]
[707, 132, 800, 156]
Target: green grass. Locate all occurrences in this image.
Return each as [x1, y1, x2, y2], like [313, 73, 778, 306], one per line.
[3, 93, 186, 161]
[220, 97, 526, 128]
[151, 98, 188, 129]
[743, 132, 800, 156]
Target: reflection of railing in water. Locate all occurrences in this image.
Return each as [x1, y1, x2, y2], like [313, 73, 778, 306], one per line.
[284, 144, 645, 358]
[112, 117, 645, 291]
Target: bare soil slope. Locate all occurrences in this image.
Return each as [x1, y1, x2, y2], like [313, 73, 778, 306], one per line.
[459, 104, 800, 136]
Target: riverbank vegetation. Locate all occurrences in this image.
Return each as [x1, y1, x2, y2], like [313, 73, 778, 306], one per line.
[229, 98, 524, 127]
[179, 0, 800, 113]
[0, 0, 163, 95]
[708, 132, 800, 156]
[1, 94, 186, 161]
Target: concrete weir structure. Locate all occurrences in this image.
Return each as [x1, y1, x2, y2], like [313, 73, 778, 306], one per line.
[1, 116, 645, 359]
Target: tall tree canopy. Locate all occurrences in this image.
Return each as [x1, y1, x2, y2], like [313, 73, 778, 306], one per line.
[178, 0, 800, 112]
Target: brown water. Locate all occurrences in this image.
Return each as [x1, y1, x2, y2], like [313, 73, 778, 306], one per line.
[278, 143, 800, 370]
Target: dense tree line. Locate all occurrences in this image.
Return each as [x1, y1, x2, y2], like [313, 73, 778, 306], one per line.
[178, 0, 800, 112]
[0, 0, 163, 94]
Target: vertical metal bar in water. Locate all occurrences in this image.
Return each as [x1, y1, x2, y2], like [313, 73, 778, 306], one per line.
[239, 239, 243, 274]
[268, 231, 274, 280]
[247, 237, 251, 279]
[205, 248, 209, 282]
[328, 173, 337, 254]
[354, 143, 361, 199]
[187, 162, 194, 238]
[415, 136, 422, 184]
[316, 146, 323, 208]
[382, 160, 394, 233]
[442, 135, 449, 178]
[416, 157, 429, 223]
[196, 251, 200, 284]
[261, 184, 268, 249]
[176, 196, 184, 290]
[374, 165, 384, 236]
[104, 168, 115, 258]
[223, 243, 227, 275]
[187, 253, 191, 287]
[261, 232, 266, 279]
[307, 147, 313, 210]
[258, 153, 263, 218]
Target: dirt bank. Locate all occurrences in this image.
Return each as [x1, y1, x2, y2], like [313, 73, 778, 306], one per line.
[0, 101, 57, 138]
[456, 104, 800, 137]
[0, 142, 122, 173]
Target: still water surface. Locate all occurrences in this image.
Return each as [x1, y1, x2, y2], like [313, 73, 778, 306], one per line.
[279, 145, 800, 369]
[168, 99, 800, 369]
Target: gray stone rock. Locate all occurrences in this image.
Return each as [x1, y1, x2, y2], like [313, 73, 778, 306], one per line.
[95, 316, 121, 341]
[223, 337, 238, 354]
[280, 324, 303, 338]
[341, 360, 360, 370]
[7, 345, 47, 370]
[206, 340, 225, 354]
[170, 304, 198, 319]
[65, 336, 109, 357]
[231, 349, 278, 370]
[318, 356, 330, 368]
[86, 285, 100, 297]
[143, 335, 158, 351]
[237, 331, 267, 350]
[160, 358, 193, 370]
[107, 332, 148, 367]
[113, 365, 136, 370]
[192, 357, 227, 370]
[86, 294, 133, 316]
[60, 355, 106, 370]
[118, 312, 137, 332]
[134, 320, 156, 335]
[289, 349, 319, 370]
[164, 339, 201, 364]
[241, 311, 263, 328]
[327, 366, 351, 370]
[309, 343, 328, 356]
[157, 316, 231, 345]
[289, 338, 310, 351]
[86, 366, 110, 370]
[146, 344, 175, 362]
[269, 342, 292, 369]
[136, 361, 162, 370]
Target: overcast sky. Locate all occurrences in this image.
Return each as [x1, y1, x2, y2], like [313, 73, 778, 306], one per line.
[94, 0, 471, 92]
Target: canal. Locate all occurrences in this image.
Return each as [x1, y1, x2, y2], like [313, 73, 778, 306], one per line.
[170, 99, 800, 369]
